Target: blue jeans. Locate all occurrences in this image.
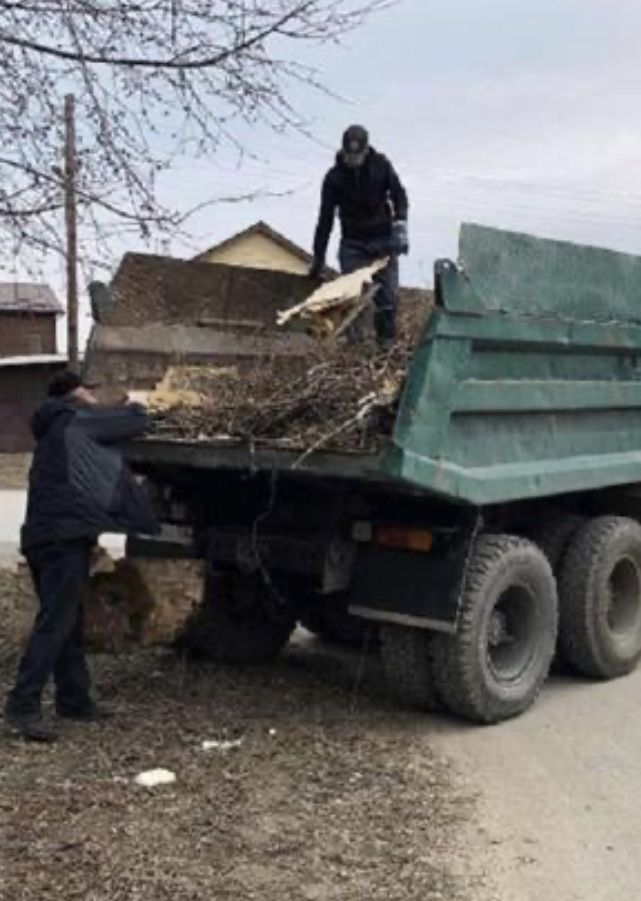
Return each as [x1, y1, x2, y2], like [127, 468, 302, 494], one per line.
[6, 539, 93, 716]
[339, 238, 399, 342]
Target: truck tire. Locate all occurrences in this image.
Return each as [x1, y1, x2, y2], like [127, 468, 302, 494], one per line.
[530, 512, 585, 571]
[380, 624, 442, 711]
[557, 516, 641, 679]
[529, 512, 585, 671]
[182, 569, 296, 664]
[431, 535, 558, 724]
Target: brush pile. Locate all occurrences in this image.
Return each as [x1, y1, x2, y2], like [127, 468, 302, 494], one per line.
[153, 291, 432, 455]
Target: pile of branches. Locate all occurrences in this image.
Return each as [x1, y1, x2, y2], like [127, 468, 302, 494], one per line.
[157, 334, 417, 455]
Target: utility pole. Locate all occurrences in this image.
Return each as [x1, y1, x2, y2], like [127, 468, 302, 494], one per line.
[64, 94, 79, 368]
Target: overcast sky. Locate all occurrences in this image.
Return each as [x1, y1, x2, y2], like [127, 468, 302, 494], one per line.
[153, 0, 641, 287]
[52, 0, 641, 343]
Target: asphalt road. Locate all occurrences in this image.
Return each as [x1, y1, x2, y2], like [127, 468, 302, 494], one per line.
[1, 488, 640, 900]
[0, 490, 26, 563]
[430, 667, 641, 901]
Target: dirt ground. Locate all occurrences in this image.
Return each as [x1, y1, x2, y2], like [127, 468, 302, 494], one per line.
[0, 639, 490, 901]
[0, 454, 30, 490]
[0, 467, 489, 901]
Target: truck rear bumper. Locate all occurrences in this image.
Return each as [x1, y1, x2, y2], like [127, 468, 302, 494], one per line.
[203, 517, 477, 633]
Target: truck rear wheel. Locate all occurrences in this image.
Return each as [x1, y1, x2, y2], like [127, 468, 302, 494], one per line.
[529, 512, 585, 671]
[557, 516, 641, 679]
[431, 536, 557, 724]
[182, 569, 296, 664]
[530, 512, 585, 571]
[380, 624, 442, 711]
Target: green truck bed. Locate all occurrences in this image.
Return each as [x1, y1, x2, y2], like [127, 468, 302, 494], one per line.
[105, 224, 641, 507]
[385, 224, 641, 505]
[131, 226, 641, 506]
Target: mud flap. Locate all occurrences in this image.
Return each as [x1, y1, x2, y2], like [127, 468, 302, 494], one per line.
[348, 517, 479, 632]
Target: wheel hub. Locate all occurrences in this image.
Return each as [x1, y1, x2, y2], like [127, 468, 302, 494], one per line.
[486, 584, 539, 682]
[607, 556, 641, 636]
[488, 610, 509, 646]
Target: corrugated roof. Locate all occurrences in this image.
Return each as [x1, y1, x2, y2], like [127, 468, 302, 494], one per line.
[0, 282, 63, 314]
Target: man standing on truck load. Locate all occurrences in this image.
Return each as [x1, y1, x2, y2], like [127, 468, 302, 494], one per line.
[309, 124, 409, 346]
[4, 371, 157, 743]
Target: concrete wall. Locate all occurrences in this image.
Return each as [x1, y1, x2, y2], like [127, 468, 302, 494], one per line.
[200, 232, 309, 275]
[0, 313, 57, 357]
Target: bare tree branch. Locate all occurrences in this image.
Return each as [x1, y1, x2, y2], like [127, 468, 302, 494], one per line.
[0, 0, 393, 273]
[0, 2, 319, 68]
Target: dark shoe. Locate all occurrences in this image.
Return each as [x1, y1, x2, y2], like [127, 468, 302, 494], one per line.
[56, 703, 113, 722]
[5, 710, 57, 743]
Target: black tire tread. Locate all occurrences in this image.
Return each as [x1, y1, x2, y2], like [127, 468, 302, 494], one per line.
[182, 571, 296, 664]
[530, 513, 586, 570]
[380, 624, 441, 711]
[529, 512, 585, 672]
[431, 535, 557, 724]
[558, 516, 641, 679]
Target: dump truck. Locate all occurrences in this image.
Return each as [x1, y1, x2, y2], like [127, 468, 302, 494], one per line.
[83, 223, 641, 723]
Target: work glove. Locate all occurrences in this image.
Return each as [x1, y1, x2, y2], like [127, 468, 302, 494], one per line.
[391, 220, 409, 256]
[308, 258, 324, 280]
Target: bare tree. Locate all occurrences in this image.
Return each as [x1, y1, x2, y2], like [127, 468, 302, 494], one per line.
[0, 0, 390, 271]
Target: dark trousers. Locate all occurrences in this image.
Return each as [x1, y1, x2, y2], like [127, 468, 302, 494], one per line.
[6, 539, 93, 716]
[339, 237, 399, 342]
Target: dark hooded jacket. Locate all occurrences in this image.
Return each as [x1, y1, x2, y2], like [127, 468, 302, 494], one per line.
[21, 399, 158, 552]
[313, 147, 409, 265]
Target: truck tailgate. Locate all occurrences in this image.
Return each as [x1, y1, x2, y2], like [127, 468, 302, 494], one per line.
[127, 436, 390, 485]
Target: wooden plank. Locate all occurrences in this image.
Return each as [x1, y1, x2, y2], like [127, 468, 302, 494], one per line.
[277, 260, 388, 326]
[331, 284, 378, 340]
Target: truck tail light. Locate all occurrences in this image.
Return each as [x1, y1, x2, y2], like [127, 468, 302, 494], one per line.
[374, 526, 433, 553]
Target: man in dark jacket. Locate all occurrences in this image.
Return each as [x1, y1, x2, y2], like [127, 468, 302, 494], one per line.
[4, 371, 157, 742]
[309, 124, 409, 345]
